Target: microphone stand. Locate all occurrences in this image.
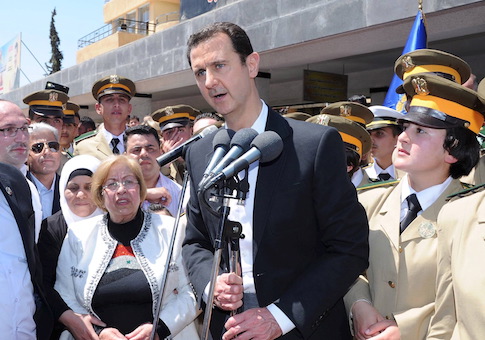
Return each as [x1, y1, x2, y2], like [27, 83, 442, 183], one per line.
[200, 175, 247, 340]
[149, 170, 190, 340]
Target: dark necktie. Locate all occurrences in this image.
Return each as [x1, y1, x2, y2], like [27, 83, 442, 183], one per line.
[378, 172, 391, 181]
[400, 193, 422, 233]
[111, 138, 120, 154]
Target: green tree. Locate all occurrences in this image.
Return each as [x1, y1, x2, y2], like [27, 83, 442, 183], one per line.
[45, 8, 63, 75]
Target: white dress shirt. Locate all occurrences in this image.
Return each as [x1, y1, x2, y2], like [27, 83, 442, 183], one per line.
[365, 160, 396, 180]
[0, 191, 36, 340]
[142, 173, 183, 216]
[101, 126, 125, 154]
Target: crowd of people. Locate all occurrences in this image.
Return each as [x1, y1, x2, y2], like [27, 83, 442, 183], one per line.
[1, 21, 485, 340]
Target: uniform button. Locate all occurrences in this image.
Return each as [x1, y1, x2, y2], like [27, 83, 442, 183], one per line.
[388, 281, 396, 288]
[399, 246, 403, 253]
[385, 315, 390, 320]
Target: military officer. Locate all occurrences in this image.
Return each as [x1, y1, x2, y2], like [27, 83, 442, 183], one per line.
[306, 113, 372, 188]
[344, 73, 485, 340]
[58, 101, 80, 170]
[73, 75, 136, 160]
[23, 89, 69, 136]
[151, 104, 200, 185]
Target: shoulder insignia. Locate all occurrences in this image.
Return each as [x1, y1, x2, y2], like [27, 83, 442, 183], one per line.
[74, 130, 97, 144]
[357, 179, 399, 191]
[362, 163, 373, 170]
[446, 182, 485, 200]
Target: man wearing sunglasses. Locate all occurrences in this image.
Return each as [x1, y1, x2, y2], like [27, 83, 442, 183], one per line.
[0, 100, 52, 340]
[26, 122, 62, 220]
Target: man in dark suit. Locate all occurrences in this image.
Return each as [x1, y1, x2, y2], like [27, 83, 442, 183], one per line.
[182, 22, 369, 340]
[0, 162, 53, 339]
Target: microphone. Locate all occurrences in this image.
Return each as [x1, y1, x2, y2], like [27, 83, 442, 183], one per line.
[199, 128, 235, 185]
[200, 131, 283, 192]
[156, 124, 218, 167]
[198, 128, 258, 191]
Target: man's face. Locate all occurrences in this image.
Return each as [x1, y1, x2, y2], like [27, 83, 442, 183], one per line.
[28, 130, 61, 176]
[161, 125, 192, 145]
[0, 101, 30, 168]
[190, 32, 259, 120]
[369, 127, 399, 162]
[95, 93, 132, 126]
[125, 133, 162, 181]
[32, 114, 63, 136]
[128, 118, 139, 127]
[60, 120, 79, 148]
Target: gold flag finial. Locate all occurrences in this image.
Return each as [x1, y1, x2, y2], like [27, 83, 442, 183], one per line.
[418, 0, 423, 11]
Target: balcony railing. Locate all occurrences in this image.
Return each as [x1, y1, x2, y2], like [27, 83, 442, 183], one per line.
[155, 11, 180, 25]
[78, 18, 156, 49]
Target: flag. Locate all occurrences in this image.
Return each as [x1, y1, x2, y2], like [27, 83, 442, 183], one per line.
[383, 9, 427, 112]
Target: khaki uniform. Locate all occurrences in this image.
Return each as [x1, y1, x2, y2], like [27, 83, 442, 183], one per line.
[73, 128, 112, 161]
[345, 179, 465, 340]
[460, 154, 485, 185]
[427, 186, 485, 340]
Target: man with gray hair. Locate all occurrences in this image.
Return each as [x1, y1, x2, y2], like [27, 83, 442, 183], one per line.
[27, 122, 62, 219]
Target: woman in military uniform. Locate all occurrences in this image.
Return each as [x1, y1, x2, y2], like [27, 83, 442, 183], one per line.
[344, 73, 485, 340]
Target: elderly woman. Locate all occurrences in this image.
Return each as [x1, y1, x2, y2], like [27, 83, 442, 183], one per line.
[54, 155, 199, 340]
[38, 155, 104, 339]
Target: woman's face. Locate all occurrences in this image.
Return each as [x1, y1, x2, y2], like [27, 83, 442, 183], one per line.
[64, 175, 97, 217]
[102, 162, 141, 223]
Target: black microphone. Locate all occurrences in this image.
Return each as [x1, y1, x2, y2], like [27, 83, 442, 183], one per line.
[156, 124, 218, 167]
[200, 131, 283, 192]
[198, 128, 258, 191]
[199, 128, 235, 186]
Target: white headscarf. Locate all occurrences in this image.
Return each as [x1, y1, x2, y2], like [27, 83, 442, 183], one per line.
[59, 155, 103, 227]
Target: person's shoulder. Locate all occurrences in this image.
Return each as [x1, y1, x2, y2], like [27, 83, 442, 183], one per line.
[357, 178, 399, 192]
[74, 130, 98, 145]
[446, 182, 485, 203]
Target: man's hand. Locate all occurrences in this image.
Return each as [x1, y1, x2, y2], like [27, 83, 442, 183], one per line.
[125, 323, 159, 340]
[213, 273, 244, 311]
[98, 327, 127, 339]
[222, 308, 283, 340]
[352, 301, 385, 339]
[145, 187, 172, 207]
[161, 129, 184, 153]
[59, 310, 105, 340]
[367, 319, 400, 340]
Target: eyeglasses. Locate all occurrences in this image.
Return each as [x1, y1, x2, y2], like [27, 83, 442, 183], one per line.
[102, 179, 139, 191]
[31, 141, 60, 154]
[0, 126, 29, 138]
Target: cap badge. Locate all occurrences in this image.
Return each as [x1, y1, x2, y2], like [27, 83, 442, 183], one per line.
[401, 55, 415, 72]
[418, 222, 436, 239]
[340, 105, 352, 117]
[412, 77, 430, 95]
[110, 75, 120, 84]
[166, 107, 175, 116]
[5, 186, 13, 196]
[49, 92, 58, 102]
[316, 115, 330, 125]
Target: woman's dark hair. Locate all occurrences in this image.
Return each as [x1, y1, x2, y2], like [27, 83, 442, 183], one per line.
[444, 127, 480, 178]
[346, 149, 361, 178]
[187, 22, 253, 66]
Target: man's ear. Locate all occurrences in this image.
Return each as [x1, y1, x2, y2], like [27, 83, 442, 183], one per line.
[246, 52, 260, 79]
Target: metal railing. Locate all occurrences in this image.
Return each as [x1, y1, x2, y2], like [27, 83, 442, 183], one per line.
[155, 11, 180, 25]
[78, 18, 156, 49]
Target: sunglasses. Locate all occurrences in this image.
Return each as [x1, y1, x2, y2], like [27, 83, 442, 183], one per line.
[31, 141, 60, 154]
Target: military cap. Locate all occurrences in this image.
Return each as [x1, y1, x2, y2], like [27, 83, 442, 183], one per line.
[395, 49, 471, 85]
[306, 114, 371, 159]
[320, 101, 374, 127]
[283, 112, 312, 121]
[45, 81, 69, 94]
[92, 75, 136, 101]
[152, 104, 201, 132]
[367, 105, 404, 130]
[63, 102, 80, 124]
[401, 73, 485, 134]
[23, 89, 69, 118]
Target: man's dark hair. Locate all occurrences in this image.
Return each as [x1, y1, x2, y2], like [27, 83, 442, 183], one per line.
[444, 127, 480, 178]
[130, 115, 140, 122]
[348, 94, 369, 107]
[79, 116, 96, 130]
[186, 22, 253, 66]
[194, 112, 225, 124]
[346, 149, 361, 178]
[124, 124, 161, 148]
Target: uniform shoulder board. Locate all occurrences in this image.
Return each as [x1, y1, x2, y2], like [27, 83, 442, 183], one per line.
[357, 179, 399, 191]
[74, 130, 97, 144]
[446, 182, 485, 201]
[362, 163, 373, 170]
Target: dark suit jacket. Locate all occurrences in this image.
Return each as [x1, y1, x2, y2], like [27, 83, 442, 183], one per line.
[183, 109, 369, 339]
[26, 172, 61, 216]
[0, 162, 53, 340]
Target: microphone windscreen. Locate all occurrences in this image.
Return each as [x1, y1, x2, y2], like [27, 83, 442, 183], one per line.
[212, 129, 235, 149]
[198, 124, 219, 138]
[230, 128, 258, 150]
[251, 131, 284, 163]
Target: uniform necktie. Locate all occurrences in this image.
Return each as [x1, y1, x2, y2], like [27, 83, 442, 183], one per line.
[378, 172, 391, 181]
[400, 193, 422, 233]
[111, 138, 120, 154]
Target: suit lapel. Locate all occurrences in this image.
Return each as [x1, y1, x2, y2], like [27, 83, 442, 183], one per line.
[53, 173, 61, 214]
[96, 131, 113, 157]
[252, 110, 290, 257]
